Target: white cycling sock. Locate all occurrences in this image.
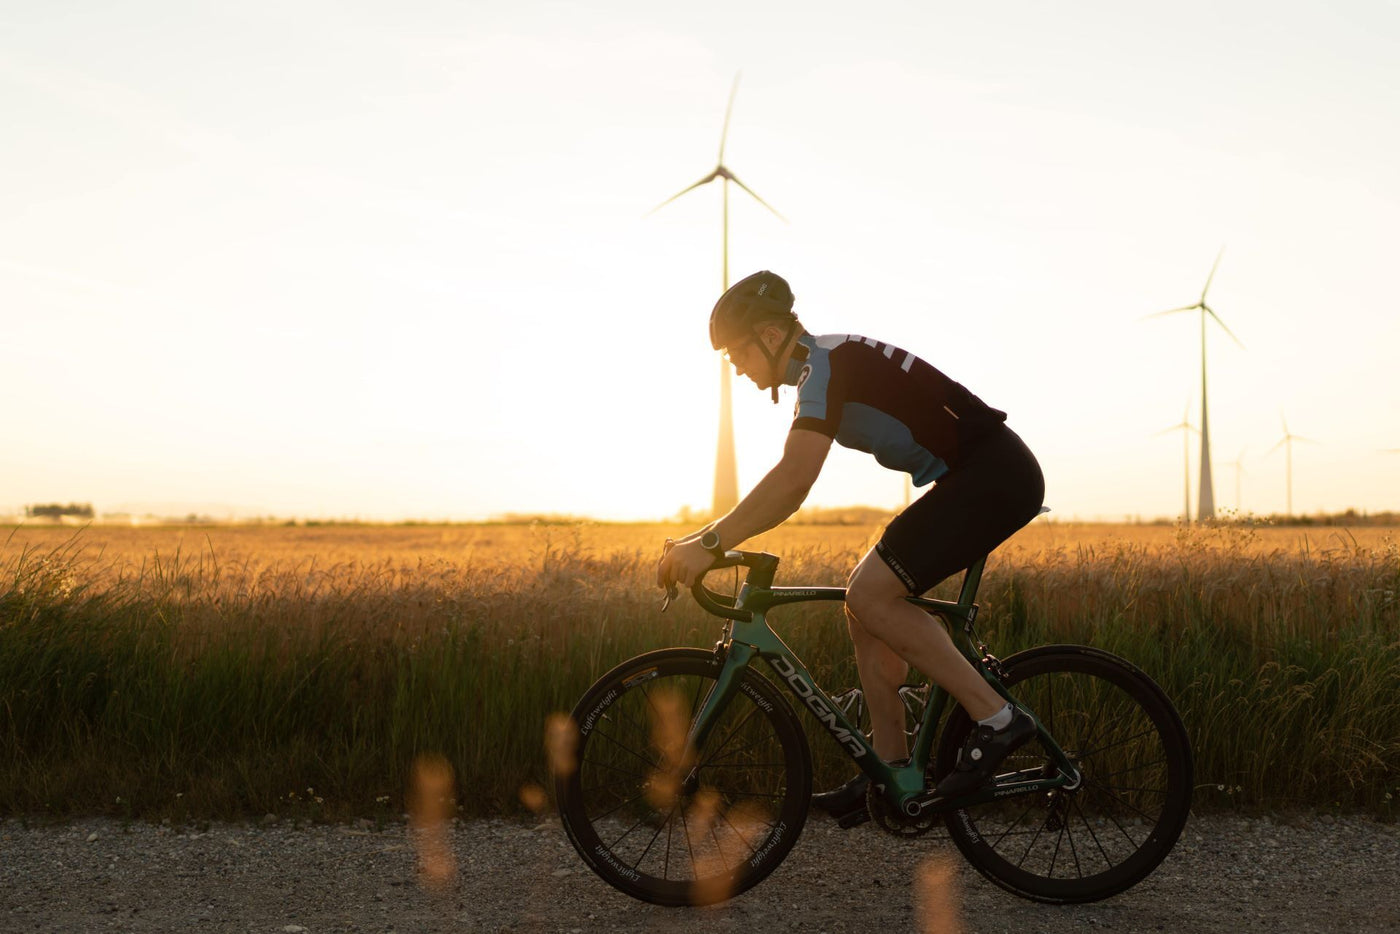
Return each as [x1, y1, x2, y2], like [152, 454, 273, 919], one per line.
[979, 702, 1014, 731]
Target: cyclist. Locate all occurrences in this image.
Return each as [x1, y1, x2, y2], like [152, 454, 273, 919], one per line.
[656, 270, 1046, 823]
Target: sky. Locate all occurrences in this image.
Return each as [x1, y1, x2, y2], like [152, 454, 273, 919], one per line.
[3, 0, 1398, 522]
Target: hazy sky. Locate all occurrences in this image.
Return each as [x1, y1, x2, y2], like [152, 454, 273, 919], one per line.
[4, 1, 1398, 521]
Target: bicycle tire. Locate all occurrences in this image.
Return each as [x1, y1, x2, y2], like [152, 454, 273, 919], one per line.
[936, 645, 1193, 904]
[557, 648, 812, 906]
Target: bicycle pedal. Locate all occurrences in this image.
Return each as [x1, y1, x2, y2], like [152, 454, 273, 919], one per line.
[836, 807, 871, 829]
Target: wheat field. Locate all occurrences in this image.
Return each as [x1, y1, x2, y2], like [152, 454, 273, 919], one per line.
[2, 518, 1397, 821]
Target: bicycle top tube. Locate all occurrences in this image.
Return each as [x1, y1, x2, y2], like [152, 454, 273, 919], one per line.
[689, 549, 988, 623]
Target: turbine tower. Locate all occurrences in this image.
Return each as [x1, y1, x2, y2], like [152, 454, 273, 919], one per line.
[649, 74, 786, 517]
[1269, 414, 1316, 517]
[1155, 405, 1198, 522]
[1149, 248, 1243, 522]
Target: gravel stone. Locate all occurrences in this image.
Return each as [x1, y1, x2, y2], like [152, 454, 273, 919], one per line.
[0, 812, 1396, 932]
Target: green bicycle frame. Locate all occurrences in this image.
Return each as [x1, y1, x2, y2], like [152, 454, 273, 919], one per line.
[685, 556, 1081, 815]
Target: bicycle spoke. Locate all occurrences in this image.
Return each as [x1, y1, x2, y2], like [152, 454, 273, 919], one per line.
[1063, 808, 1084, 878]
[1083, 775, 1161, 826]
[680, 803, 698, 881]
[1048, 820, 1066, 877]
[607, 701, 651, 748]
[634, 802, 680, 872]
[1076, 726, 1160, 762]
[1017, 813, 1049, 869]
[606, 815, 647, 852]
[588, 723, 659, 771]
[1085, 783, 1149, 848]
[698, 705, 763, 766]
[588, 789, 649, 823]
[1071, 793, 1115, 872]
[1090, 757, 1170, 783]
[709, 822, 731, 873]
[700, 734, 775, 768]
[579, 757, 649, 785]
[717, 806, 765, 860]
[985, 797, 1042, 850]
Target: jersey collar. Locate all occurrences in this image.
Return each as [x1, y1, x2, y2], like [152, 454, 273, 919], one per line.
[782, 333, 815, 386]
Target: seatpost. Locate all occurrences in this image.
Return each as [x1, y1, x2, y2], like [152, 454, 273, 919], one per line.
[956, 558, 985, 607]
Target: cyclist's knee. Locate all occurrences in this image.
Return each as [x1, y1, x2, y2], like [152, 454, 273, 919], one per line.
[846, 563, 905, 632]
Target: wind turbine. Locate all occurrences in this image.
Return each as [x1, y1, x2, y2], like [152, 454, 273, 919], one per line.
[1155, 405, 1199, 523]
[1214, 447, 1249, 514]
[649, 74, 787, 517]
[1148, 248, 1244, 522]
[1268, 413, 1317, 517]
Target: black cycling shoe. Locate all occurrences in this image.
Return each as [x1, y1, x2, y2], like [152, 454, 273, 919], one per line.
[812, 774, 870, 826]
[934, 709, 1037, 799]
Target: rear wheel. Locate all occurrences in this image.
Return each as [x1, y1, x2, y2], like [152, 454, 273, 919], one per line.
[556, 648, 811, 906]
[937, 645, 1193, 904]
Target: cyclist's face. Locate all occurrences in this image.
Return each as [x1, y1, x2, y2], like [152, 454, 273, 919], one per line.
[723, 332, 773, 388]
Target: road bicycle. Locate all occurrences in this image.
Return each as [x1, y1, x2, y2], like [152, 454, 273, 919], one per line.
[555, 549, 1192, 906]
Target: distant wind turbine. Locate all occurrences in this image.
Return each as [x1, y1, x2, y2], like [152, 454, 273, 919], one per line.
[648, 74, 787, 517]
[1268, 413, 1317, 516]
[1148, 247, 1244, 522]
[1213, 447, 1249, 513]
[1155, 405, 1199, 522]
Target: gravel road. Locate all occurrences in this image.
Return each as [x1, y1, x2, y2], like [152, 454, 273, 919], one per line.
[2, 812, 1397, 933]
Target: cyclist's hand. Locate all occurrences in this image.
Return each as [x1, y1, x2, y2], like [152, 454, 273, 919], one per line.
[657, 538, 714, 590]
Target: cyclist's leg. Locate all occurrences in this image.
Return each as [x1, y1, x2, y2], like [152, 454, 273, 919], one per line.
[846, 554, 1006, 726]
[846, 426, 1046, 729]
[843, 603, 910, 760]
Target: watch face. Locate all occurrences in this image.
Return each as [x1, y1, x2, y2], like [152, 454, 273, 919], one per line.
[701, 531, 721, 551]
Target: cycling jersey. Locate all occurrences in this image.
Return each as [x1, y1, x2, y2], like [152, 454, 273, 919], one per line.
[785, 333, 1009, 485]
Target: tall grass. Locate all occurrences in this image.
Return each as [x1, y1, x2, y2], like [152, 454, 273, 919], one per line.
[0, 522, 1396, 820]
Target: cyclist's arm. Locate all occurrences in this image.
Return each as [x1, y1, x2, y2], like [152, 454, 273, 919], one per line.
[711, 429, 832, 549]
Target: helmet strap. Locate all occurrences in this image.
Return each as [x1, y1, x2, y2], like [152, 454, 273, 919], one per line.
[762, 321, 802, 405]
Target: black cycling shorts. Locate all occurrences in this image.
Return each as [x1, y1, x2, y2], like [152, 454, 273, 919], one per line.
[875, 425, 1045, 594]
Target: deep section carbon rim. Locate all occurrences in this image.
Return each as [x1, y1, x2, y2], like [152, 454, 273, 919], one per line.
[939, 646, 1193, 904]
[557, 649, 811, 906]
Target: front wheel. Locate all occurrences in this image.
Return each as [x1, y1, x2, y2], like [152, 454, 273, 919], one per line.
[937, 645, 1193, 904]
[556, 648, 812, 906]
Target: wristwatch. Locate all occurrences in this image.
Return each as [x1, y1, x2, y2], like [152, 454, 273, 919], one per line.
[699, 529, 725, 559]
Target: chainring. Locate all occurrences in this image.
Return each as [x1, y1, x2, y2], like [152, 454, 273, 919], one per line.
[867, 777, 938, 837]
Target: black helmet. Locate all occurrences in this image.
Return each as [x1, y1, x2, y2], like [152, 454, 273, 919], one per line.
[709, 270, 796, 350]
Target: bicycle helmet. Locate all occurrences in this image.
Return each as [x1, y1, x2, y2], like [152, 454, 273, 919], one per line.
[710, 270, 802, 403]
[708, 270, 796, 351]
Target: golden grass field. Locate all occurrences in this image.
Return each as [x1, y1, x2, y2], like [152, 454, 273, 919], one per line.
[6, 518, 1396, 584]
[2, 518, 1397, 820]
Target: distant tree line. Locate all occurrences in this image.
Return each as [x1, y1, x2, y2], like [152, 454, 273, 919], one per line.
[24, 503, 95, 520]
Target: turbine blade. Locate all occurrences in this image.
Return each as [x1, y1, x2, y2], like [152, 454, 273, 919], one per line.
[1204, 305, 1245, 348]
[1267, 438, 1286, 455]
[644, 171, 721, 216]
[1201, 245, 1225, 301]
[1144, 303, 1201, 319]
[1154, 421, 1196, 436]
[725, 170, 788, 222]
[718, 72, 740, 164]
[1293, 434, 1320, 445]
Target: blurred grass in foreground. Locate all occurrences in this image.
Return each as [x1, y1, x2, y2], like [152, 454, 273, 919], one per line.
[0, 521, 1397, 821]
